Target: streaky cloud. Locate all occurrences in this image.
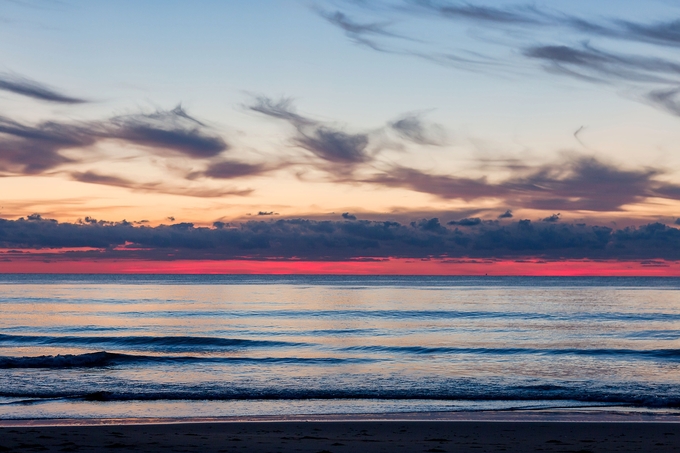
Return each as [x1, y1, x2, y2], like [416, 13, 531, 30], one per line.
[366, 155, 680, 211]
[70, 171, 252, 198]
[201, 160, 271, 179]
[249, 95, 373, 169]
[108, 105, 229, 158]
[0, 116, 93, 174]
[249, 96, 314, 126]
[296, 128, 370, 164]
[389, 113, 446, 146]
[326, 1, 680, 118]
[409, 0, 545, 24]
[0, 73, 87, 104]
[0, 106, 229, 176]
[523, 44, 680, 85]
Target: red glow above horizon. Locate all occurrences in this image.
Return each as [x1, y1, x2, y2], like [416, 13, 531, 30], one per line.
[2, 258, 680, 276]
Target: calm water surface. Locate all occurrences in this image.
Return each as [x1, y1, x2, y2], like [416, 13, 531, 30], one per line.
[1, 275, 680, 419]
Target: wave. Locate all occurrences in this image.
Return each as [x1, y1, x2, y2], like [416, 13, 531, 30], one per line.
[2, 385, 680, 409]
[343, 345, 680, 360]
[0, 334, 301, 349]
[146, 309, 680, 323]
[0, 352, 372, 369]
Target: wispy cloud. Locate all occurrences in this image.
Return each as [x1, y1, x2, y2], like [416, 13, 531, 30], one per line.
[322, 1, 680, 116]
[0, 115, 92, 174]
[249, 96, 374, 173]
[200, 160, 272, 179]
[389, 113, 446, 146]
[408, 0, 545, 25]
[69, 170, 252, 198]
[523, 44, 680, 85]
[107, 106, 229, 158]
[0, 106, 230, 176]
[366, 155, 680, 211]
[0, 72, 87, 104]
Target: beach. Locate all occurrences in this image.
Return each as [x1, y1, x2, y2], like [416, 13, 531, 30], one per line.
[2, 413, 680, 452]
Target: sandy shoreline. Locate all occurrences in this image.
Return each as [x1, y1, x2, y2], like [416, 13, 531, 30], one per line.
[2, 411, 680, 452]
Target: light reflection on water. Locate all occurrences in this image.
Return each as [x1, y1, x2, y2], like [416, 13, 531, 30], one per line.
[1, 275, 680, 419]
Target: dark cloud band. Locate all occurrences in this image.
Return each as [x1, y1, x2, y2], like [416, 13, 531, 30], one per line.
[3, 216, 680, 261]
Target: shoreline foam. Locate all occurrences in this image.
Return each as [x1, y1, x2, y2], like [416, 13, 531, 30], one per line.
[3, 408, 680, 427]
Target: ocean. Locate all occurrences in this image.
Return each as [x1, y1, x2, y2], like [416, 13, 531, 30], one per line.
[1, 275, 680, 420]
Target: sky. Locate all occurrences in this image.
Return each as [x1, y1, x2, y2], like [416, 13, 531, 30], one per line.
[3, 0, 680, 273]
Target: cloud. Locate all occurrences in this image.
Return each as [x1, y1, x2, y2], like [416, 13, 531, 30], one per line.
[389, 113, 446, 145]
[0, 73, 87, 104]
[564, 17, 680, 49]
[342, 212, 357, 220]
[523, 44, 680, 85]
[409, 1, 544, 25]
[70, 171, 134, 188]
[542, 213, 561, 222]
[448, 217, 481, 226]
[4, 216, 680, 260]
[200, 160, 270, 179]
[0, 106, 229, 177]
[249, 96, 373, 169]
[319, 10, 402, 48]
[0, 116, 93, 174]
[107, 106, 229, 158]
[647, 88, 680, 116]
[366, 155, 680, 211]
[367, 165, 503, 200]
[323, 1, 680, 118]
[296, 128, 370, 164]
[498, 210, 513, 219]
[70, 171, 252, 198]
[249, 96, 313, 127]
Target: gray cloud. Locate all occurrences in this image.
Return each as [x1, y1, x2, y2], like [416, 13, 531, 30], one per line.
[542, 213, 561, 222]
[0, 73, 87, 104]
[498, 210, 513, 219]
[366, 155, 680, 211]
[368, 166, 502, 200]
[201, 160, 270, 179]
[107, 106, 229, 158]
[249, 96, 313, 127]
[409, 0, 544, 25]
[523, 44, 680, 85]
[0, 116, 92, 174]
[4, 215, 680, 261]
[71, 171, 134, 188]
[320, 10, 399, 43]
[647, 88, 680, 116]
[296, 128, 370, 164]
[389, 113, 446, 145]
[70, 170, 252, 198]
[249, 96, 372, 168]
[0, 106, 229, 176]
[447, 217, 482, 226]
[325, 1, 680, 118]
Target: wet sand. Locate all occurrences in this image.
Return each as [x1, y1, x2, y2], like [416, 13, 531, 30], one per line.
[1, 414, 680, 453]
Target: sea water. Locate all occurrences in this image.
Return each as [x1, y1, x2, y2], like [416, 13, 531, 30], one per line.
[1, 275, 680, 420]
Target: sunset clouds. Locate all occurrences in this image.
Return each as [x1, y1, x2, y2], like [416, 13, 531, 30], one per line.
[3, 215, 680, 263]
[1, 0, 680, 265]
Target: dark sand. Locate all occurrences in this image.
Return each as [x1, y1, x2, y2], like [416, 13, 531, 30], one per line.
[2, 413, 680, 453]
